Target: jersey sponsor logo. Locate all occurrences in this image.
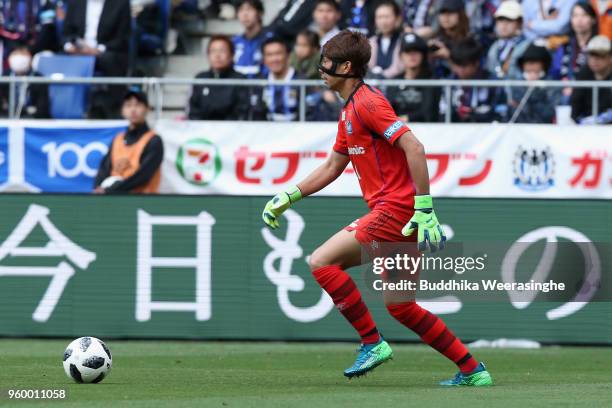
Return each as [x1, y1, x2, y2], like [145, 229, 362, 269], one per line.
[347, 146, 365, 155]
[345, 120, 353, 134]
[383, 120, 405, 140]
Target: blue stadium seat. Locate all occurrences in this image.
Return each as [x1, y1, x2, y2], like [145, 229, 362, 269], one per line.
[36, 54, 95, 119]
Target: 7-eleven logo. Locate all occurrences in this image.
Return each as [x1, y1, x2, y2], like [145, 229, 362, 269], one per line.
[176, 138, 222, 186]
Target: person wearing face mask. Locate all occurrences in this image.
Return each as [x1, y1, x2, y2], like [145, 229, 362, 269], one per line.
[0, 46, 49, 118]
[509, 43, 558, 123]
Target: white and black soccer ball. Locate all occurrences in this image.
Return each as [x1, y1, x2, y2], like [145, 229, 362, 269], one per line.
[63, 337, 112, 383]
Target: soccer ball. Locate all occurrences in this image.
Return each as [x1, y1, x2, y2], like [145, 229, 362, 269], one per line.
[63, 337, 112, 383]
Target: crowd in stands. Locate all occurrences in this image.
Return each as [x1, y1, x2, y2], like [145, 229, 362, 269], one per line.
[0, 0, 610, 123]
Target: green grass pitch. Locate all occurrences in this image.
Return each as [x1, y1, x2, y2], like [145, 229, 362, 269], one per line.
[1, 339, 611, 408]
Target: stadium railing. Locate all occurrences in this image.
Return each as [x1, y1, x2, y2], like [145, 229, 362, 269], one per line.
[1, 76, 610, 123]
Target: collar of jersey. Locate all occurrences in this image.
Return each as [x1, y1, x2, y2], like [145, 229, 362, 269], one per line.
[344, 81, 365, 108]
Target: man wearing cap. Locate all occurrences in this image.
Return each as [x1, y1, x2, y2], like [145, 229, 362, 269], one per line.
[571, 35, 612, 123]
[93, 90, 164, 194]
[486, 0, 530, 80]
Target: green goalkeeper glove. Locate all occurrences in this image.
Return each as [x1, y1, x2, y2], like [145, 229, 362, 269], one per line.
[262, 186, 303, 229]
[401, 195, 447, 252]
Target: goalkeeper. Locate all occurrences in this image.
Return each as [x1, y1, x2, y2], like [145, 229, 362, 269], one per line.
[262, 30, 492, 386]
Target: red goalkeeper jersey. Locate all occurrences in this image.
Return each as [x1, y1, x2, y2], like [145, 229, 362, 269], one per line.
[333, 82, 415, 210]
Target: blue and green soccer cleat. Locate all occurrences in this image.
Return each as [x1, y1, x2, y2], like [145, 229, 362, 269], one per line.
[439, 362, 493, 386]
[343, 339, 393, 379]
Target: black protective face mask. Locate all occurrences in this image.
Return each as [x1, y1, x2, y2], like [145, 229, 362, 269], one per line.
[317, 55, 360, 78]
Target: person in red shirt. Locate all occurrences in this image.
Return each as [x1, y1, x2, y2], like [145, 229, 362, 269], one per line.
[262, 30, 492, 386]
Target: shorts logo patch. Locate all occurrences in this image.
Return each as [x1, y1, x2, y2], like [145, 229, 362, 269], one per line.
[383, 120, 405, 140]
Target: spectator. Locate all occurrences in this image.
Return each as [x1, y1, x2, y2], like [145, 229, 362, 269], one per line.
[94, 90, 164, 194]
[62, 0, 131, 118]
[401, 0, 440, 37]
[62, 0, 131, 75]
[306, 88, 343, 120]
[132, 0, 165, 58]
[368, 0, 404, 78]
[441, 37, 498, 122]
[313, 0, 342, 46]
[340, 0, 378, 36]
[486, 0, 529, 79]
[386, 33, 440, 122]
[571, 35, 611, 123]
[465, 0, 501, 49]
[233, 0, 269, 77]
[511, 43, 557, 123]
[591, 0, 611, 39]
[188, 35, 248, 120]
[34, 0, 62, 53]
[0, 0, 40, 51]
[429, 0, 471, 78]
[266, 0, 317, 42]
[523, 0, 578, 40]
[551, 2, 599, 81]
[0, 45, 49, 118]
[250, 37, 303, 121]
[290, 30, 321, 79]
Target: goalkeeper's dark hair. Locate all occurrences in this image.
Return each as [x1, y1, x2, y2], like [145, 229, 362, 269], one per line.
[321, 30, 371, 78]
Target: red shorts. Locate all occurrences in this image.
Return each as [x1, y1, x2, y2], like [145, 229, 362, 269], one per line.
[344, 204, 417, 246]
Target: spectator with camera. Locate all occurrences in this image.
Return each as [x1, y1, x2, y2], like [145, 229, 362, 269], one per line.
[486, 0, 529, 79]
[429, 0, 472, 78]
[386, 33, 440, 122]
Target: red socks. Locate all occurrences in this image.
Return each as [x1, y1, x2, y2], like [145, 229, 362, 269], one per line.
[312, 265, 380, 344]
[312, 266, 477, 373]
[387, 302, 478, 374]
